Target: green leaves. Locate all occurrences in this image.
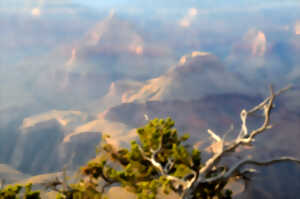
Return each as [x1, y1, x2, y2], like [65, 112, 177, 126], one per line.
[78, 118, 203, 198]
[192, 149, 202, 170]
[0, 185, 22, 199]
[0, 184, 40, 199]
[136, 176, 171, 199]
[138, 118, 178, 152]
[8, 117, 232, 199]
[173, 164, 191, 178]
[180, 133, 190, 142]
[24, 183, 40, 199]
[81, 160, 106, 179]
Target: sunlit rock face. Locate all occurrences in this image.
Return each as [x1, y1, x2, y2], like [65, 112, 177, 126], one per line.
[248, 30, 267, 57]
[226, 27, 300, 89]
[227, 29, 268, 73]
[104, 94, 259, 143]
[229, 29, 267, 58]
[20, 110, 88, 131]
[63, 113, 136, 148]
[116, 52, 249, 103]
[295, 21, 300, 35]
[87, 79, 144, 114]
[178, 8, 198, 28]
[60, 13, 173, 79]
[22, 12, 175, 109]
[87, 51, 249, 114]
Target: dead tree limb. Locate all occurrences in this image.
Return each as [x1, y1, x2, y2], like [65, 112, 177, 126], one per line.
[181, 85, 300, 199]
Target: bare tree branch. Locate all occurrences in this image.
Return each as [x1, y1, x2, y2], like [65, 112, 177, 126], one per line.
[247, 85, 292, 115]
[222, 124, 234, 142]
[207, 129, 222, 143]
[200, 85, 284, 177]
[223, 157, 300, 180]
[137, 145, 188, 187]
[181, 85, 298, 199]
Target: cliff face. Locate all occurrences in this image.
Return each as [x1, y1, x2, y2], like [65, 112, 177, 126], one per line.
[10, 119, 64, 174]
[0, 117, 101, 175]
[102, 95, 300, 198]
[59, 132, 101, 170]
[1, 92, 300, 198]
[103, 52, 249, 104]
[0, 164, 29, 184]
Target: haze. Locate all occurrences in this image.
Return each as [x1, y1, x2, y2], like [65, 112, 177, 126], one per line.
[1, 1, 300, 198]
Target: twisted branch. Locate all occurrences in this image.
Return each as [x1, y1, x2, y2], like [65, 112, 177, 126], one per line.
[200, 85, 287, 178]
[223, 157, 300, 180]
[181, 85, 299, 199]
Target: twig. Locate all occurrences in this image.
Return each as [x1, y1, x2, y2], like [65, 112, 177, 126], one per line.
[181, 85, 297, 199]
[223, 157, 300, 180]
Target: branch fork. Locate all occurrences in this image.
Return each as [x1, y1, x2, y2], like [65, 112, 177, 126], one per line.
[180, 85, 300, 199]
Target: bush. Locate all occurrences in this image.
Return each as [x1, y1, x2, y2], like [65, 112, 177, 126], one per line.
[2, 86, 299, 199]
